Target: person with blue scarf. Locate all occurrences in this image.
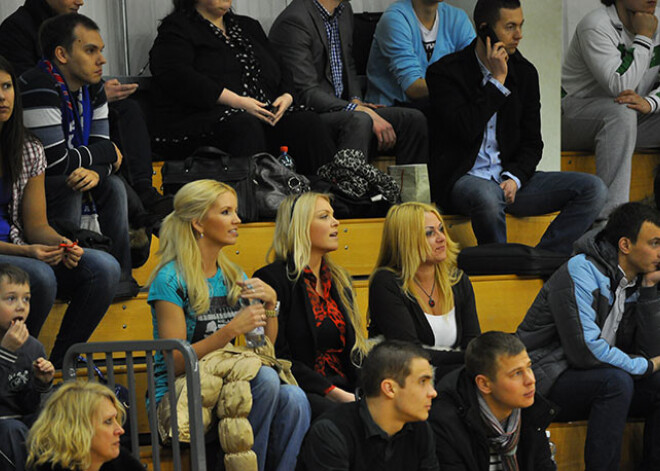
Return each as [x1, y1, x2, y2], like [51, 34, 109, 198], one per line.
[18, 13, 136, 297]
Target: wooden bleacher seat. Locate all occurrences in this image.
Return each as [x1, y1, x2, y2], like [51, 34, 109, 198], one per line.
[561, 149, 660, 202]
[134, 213, 558, 287]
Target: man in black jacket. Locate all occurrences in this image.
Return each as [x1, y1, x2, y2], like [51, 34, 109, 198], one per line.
[426, 0, 606, 255]
[429, 331, 556, 471]
[297, 340, 439, 471]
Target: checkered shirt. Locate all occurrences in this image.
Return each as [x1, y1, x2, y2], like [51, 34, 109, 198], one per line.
[312, 1, 357, 111]
[9, 139, 47, 245]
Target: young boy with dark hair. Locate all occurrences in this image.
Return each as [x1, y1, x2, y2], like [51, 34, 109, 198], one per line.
[0, 263, 54, 471]
[429, 331, 556, 471]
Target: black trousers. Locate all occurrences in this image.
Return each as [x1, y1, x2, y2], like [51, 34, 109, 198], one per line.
[109, 98, 155, 194]
[154, 110, 337, 176]
[318, 106, 429, 164]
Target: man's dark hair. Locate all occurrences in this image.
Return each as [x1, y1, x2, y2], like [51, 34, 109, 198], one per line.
[465, 331, 526, 381]
[474, 0, 522, 28]
[601, 202, 660, 248]
[601, 0, 615, 5]
[0, 264, 30, 287]
[361, 340, 430, 398]
[39, 13, 99, 62]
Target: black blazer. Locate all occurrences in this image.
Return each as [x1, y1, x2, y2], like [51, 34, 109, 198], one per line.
[269, 0, 363, 112]
[0, 0, 55, 76]
[149, 11, 293, 137]
[426, 40, 544, 208]
[254, 260, 358, 396]
[368, 269, 480, 378]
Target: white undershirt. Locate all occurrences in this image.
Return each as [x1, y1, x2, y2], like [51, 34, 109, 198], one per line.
[416, 10, 439, 61]
[423, 307, 457, 349]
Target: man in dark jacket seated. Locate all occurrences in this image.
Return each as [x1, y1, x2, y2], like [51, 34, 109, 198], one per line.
[517, 202, 660, 470]
[426, 0, 606, 255]
[429, 331, 556, 471]
[297, 340, 439, 471]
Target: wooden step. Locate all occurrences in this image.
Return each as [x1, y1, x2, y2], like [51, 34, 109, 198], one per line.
[561, 149, 660, 202]
[548, 420, 642, 471]
[41, 275, 542, 360]
[133, 214, 556, 287]
[39, 293, 153, 356]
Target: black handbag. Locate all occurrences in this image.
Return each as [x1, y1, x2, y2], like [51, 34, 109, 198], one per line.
[161, 147, 258, 222]
[457, 243, 569, 277]
[251, 152, 311, 219]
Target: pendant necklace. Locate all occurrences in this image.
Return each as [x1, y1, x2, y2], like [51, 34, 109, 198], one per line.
[414, 277, 436, 307]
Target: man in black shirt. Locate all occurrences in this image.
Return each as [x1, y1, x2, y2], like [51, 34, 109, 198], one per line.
[297, 340, 439, 471]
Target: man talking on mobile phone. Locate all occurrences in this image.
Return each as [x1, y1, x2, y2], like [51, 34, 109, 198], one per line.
[426, 0, 607, 255]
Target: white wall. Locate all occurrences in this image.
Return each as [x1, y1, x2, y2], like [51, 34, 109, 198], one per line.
[564, 0, 600, 53]
[0, 0, 563, 169]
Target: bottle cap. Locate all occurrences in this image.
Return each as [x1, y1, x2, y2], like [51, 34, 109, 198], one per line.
[280, 146, 288, 153]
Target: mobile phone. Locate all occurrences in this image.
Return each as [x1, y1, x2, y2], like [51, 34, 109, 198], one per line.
[478, 24, 501, 47]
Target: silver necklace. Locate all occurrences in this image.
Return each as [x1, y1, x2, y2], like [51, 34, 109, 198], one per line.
[414, 277, 436, 307]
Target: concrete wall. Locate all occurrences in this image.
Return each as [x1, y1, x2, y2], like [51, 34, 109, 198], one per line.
[0, 0, 564, 169]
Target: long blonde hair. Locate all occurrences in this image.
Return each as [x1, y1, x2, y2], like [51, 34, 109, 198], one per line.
[27, 381, 126, 470]
[269, 192, 368, 358]
[149, 179, 242, 314]
[372, 202, 462, 313]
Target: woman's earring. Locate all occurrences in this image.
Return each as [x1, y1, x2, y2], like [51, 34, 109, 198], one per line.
[200, 232, 204, 239]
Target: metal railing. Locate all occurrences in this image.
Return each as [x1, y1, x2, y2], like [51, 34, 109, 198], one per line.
[62, 339, 206, 471]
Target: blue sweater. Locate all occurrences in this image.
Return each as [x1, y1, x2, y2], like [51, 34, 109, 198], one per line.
[365, 0, 474, 106]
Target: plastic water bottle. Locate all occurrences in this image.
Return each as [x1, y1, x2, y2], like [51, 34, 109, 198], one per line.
[278, 146, 296, 172]
[242, 284, 265, 348]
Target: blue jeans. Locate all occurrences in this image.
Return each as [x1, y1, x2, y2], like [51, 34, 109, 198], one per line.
[548, 367, 660, 471]
[248, 366, 311, 471]
[0, 419, 28, 470]
[449, 171, 607, 254]
[0, 250, 120, 368]
[45, 174, 132, 280]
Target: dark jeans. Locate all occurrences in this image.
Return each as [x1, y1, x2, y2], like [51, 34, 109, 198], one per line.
[449, 171, 608, 255]
[0, 251, 120, 368]
[0, 419, 28, 471]
[548, 367, 660, 471]
[45, 174, 132, 281]
[155, 111, 336, 176]
[319, 106, 429, 165]
[109, 98, 154, 194]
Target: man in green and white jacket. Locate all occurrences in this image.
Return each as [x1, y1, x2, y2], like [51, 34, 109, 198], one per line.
[562, 0, 660, 218]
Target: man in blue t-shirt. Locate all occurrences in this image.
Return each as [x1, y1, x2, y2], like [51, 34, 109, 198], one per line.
[366, 0, 475, 107]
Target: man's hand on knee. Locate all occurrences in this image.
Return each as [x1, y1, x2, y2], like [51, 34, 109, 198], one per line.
[66, 168, 100, 192]
[615, 90, 652, 114]
[500, 178, 518, 204]
[357, 107, 397, 151]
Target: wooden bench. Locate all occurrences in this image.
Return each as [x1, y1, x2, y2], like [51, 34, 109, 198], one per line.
[548, 421, 643, 471]
[133, 214, 557, 287]
[561, 149, 660, 202]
